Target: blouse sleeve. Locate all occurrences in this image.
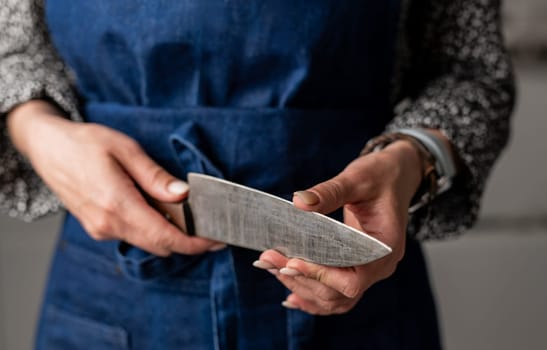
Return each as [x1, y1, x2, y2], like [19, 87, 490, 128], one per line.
[388, 0, 516, 239]
[0, 0, 81, 220]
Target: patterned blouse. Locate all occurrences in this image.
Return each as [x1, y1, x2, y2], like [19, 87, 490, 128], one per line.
[0, 0, 515, 240]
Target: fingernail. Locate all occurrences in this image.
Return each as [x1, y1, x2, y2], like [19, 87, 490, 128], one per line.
[252, 260, 276, 270]
[167, 180, 189, 195]
[279, 267, 302, 276]
[208, 243, 227, 252]
[281, 300, 299, 309]
[293, 191, 319, 206]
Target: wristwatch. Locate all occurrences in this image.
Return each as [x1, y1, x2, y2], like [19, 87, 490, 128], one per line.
[361, 128, 457, 213]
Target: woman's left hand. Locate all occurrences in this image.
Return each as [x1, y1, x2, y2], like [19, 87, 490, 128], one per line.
[256, 140, 424, 315]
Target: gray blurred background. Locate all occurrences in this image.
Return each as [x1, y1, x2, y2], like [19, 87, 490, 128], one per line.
[1, 2, 547, 349]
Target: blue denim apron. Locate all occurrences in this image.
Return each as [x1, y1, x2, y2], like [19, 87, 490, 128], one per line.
[38, 1, 441, 349]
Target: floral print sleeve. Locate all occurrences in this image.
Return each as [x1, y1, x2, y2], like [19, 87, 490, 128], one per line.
[0, 0, 80, 220]
[388, 0, 515, 239]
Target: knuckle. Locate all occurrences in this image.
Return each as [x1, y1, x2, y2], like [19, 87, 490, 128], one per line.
[85, 124, 114, 144]
[325, 178, 345, 203]
[341, 283, 361, 299]
[92, 211, 113, 235]
[279, 277, 298, 293]
[84, 213, 112, 240]
[99, 195, 122, 213]
[150, 230, 175, 251]
[314, 268, 329, 284]
[318, 300, 338, 314]
[152, 246, 171, 257]
[321, 175, 353, 206]
[85, 227, 105, 240]
[82, 123, 102, 136]
[148, 165, 168, 187]
[315, 286, 338, 302]
[149, 233, 165, 248]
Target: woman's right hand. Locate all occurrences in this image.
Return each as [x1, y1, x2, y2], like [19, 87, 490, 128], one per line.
[7, 100, 223, 256]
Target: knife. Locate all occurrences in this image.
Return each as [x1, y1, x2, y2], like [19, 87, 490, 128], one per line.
[151, 173, 391, 267]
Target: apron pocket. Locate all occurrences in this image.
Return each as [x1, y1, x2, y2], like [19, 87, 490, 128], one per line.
[38, 305, 129, 350]
[115, 241, 203, 281]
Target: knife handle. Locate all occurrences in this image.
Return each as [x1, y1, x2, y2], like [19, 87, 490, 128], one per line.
[148, 198, 196, 236]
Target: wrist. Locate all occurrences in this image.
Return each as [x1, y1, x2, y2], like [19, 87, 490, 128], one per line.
[361, 132, 444, 213]
[381, 140, 424, 201]
[7, 100, 69, 158]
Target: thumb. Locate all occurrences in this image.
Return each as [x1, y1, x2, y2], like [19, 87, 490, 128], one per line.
[112, 138, 188, 202]
[293, 175, 355, 215]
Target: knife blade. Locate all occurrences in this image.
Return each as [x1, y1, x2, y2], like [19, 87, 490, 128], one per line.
[152, 173, 391, 267]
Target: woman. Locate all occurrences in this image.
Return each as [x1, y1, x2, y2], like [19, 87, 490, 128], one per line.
[0, 0, 514, 348]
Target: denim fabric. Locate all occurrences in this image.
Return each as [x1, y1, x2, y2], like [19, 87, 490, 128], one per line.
[37, 1, 441, 349]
